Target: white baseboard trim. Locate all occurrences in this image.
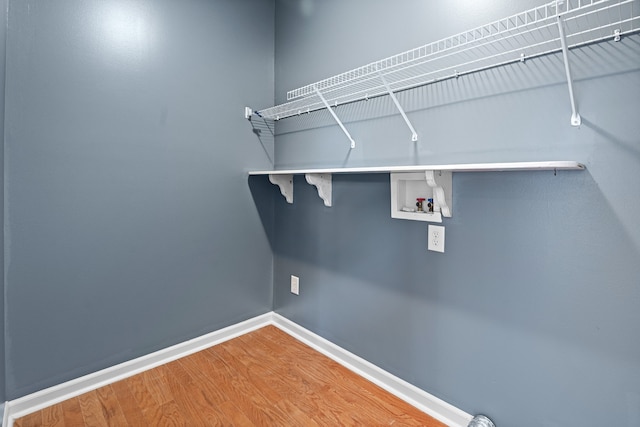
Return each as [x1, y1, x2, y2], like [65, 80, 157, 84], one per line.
[4, 311, 472, 427]
[3, 312, 273, 427]
[271, 313, 473, 427]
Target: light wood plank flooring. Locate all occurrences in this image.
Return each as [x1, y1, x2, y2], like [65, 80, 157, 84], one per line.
[15, 325, 445, 426]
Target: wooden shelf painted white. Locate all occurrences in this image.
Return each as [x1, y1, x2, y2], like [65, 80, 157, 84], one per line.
[250, 161, 585, 212]
[249, 161, 585, 176]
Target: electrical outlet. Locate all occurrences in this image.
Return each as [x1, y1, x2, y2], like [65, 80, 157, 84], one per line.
[428, 225, 445, 253]
[290, 275, 299, 295]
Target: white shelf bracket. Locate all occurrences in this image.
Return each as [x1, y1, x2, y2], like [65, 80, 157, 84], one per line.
[313, 86, 356, 149]
[269, 174, 294, 204]
[557, 15, 581, 127]
[379, 72, 418, 142]
[425, 170, 452, 217]
[305, 173, 332, 207]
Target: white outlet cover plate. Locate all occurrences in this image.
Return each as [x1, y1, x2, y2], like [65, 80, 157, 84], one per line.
[291, 275, 300, 295]
[428, 225, 445, 253]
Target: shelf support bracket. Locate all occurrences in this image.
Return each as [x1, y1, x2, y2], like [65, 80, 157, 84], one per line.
[379, 72, 418, 142]
[314, 87, 356, 149]
[305, 173, 332, 207]
[269, 174, 293, 204]
[557, 15, 581, 127]
[425, 170, 452, 218]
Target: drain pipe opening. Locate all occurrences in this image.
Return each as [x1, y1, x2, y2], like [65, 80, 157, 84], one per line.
[468, 414, 496, 427]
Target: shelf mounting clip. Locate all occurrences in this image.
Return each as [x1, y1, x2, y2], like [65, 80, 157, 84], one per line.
[314, 86, 356, 149]
[379, 72, 418, 142]
[557, 15, 581, 127]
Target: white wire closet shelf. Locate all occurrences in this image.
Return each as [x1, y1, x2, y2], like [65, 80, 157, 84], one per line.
[252, 0, 639, 129]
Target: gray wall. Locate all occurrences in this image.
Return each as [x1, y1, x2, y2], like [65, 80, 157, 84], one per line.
[0, 0, 6, 406]
[272, 1, 640, 426]
[4, 0, 274, 399]
[2, 2, 639, 426]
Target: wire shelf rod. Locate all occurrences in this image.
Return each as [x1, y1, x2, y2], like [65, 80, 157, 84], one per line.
[268, 26, 563, 114]
[254, 0, 638, 121]
[557, 15, 582, 126]
[314, 86, 356, 149]
[283, 19, 626, 98]
[257, 22, 633, 122]
[259, 24, 637, 120]
[304, 2, 629, 99]
[258, 20, 638, 121]
[379, 72, 418, 142]
[285, 0, 624, 100]
[258, 19, 637, 121]
[262, 33, 562, 119]
[275, 22, 562, 106]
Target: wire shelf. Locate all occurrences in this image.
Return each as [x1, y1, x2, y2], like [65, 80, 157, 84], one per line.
[255, 0, 639, 121]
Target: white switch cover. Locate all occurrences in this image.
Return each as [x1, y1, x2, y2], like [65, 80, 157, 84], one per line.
[290, 275, 299, 295]
[428, 225, 445, 253]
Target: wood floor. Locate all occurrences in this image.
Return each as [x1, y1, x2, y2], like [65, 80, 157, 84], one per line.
[14, 325, 445, 426]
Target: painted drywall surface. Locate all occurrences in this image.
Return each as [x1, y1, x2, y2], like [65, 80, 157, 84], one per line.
[0, 0, 6, 405]
[272, 1, 640, 426]
[4, 0, 274, 399]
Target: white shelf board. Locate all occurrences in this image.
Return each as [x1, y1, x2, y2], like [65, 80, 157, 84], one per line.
[249, 161, 585, 176]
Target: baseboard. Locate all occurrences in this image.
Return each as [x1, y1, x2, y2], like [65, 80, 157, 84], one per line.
[3, 312, 273, 426]
[271, 313, 473, 427]
[4, 311, 472, 427]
